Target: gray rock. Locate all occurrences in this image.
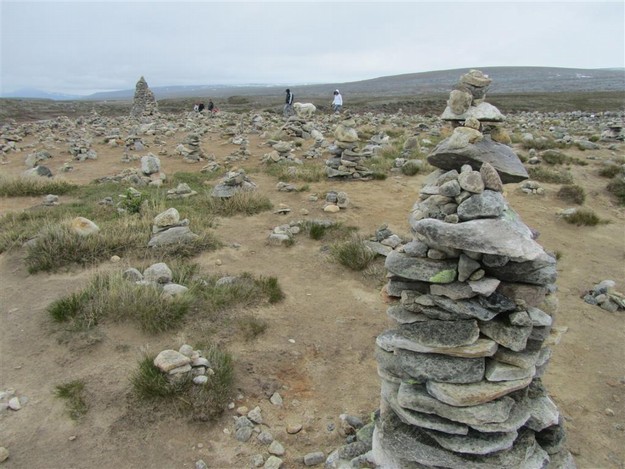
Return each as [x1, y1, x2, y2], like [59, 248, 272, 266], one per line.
[395, 349, 484, 384]
[378, 319, 480, 349]
[148, 226, 199, 247]
[123, 268, 143, 281]
[493, 347, 540, 369]
[427, 137, 528, 183]
[484, 251, 557, 286]
[141, 154, 161, 175]
[479, 317, 532, 352]
[153, 349, 191, 372]
[303, 451, 325, 466]
[143, 262, 173, 284]
[402, 240, 429, 257]
[431, 296, 499, 321]
[468, 278, 500, 296]
[248, 406, 263, 424]
[162, 283, 188, 297]
[430, 282, 476, 300]
[385, 251, 457, 284]
[485, 360, 535, 381]
[374, 413, 539, 469]
[398, 383, 514, 425]
[337, 441, 369, 460]
[412, 215, 544, 262]
[268, 440, 285, 456]
[469, 400, 531, 433]
[263, 455, 283, 469]
[425, 376, 533, 407]
[457, 170, 485, 194]
[422, 427, 517, 455]
[441, 101, 504, 122]
[457, 191, 506, 220]
[526, 395, 560, 432]
[458, 254, 482, 282]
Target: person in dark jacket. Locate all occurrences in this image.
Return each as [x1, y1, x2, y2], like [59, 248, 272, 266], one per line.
[284, 88, 294, 117]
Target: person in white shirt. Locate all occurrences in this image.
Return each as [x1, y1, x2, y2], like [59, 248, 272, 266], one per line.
[332, 90, 343, 113]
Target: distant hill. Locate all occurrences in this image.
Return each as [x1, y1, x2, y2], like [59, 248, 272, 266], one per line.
[77, 66, 625, 101]
[2, 87, 83, 100]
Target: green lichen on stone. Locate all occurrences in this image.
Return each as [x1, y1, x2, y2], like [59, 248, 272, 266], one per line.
[429, 269, 457, 284]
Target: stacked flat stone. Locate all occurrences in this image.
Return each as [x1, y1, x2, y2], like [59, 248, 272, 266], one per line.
[68, 136, 97, 161]
[153, 344, 214, 386]
[372, 82, 575, 469]
[178, 133, 205, 162]
[148, 207, 199, 248]
[211, 169, 257, 198]
[441, 70, 503, 123]
[130, 76, 158, 119]
[325, 117, 374, 179]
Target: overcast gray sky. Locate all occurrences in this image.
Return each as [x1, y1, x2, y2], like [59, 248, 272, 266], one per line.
[1, 0, 623, 95]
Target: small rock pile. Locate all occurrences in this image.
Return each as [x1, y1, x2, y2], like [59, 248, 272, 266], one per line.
[326, 117, 374, 179]
[166, 183, 198, 200]
[583, 279, 625, 312]
[130, 76, 159, 119]
[148, 207, 199, 248]
[153, 345, 213, 386]
[364, 224, 406, 257]
[68, 136, 97, 161]
[441, 69, 503, 123]
[176, 133, 205, 162]
[1, 388, 27, 413]
[24, 149, 52, 168]
[323, 190, 349, 212]
[141, 153, 161, 175]
[211, 169, 257, 198]
[123, 262, 189, 297]
[262, 141, 297, 164]
[372, 73, 575, 469]
[95, 168, 152, 186]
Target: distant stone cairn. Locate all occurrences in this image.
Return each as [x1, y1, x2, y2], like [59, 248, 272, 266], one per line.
[130, 76, 158, 119]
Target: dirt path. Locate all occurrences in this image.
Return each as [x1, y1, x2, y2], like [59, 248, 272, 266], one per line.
[1, 121, 624, 468]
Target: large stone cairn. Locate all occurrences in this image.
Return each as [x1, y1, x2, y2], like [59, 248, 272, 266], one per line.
[326, 117, 374, 179]
[372, 74, 575, 468]
[130, 76, 158, 119]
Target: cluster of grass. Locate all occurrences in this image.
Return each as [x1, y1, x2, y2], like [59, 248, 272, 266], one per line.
[264, 162, 325, 183]
[48, 272, 193, 333]
[599, 164, 622, 179]
[521, 136, 561, 151]
[540, 150, 587, 167]
[301, 220, 357, 241]
[401, 160, 423, 176]
[131, 344, 234, 421]
[0, 176, 78, 197]
[607, 177, 625, 205]
[556, 185, 586, 205]
[527, 167, 574, 184]
[237, 315, 269, 341]
[562, 208, 609, 226]
[330, 235, 377, 271]
[202, 191, 273, 216]
[54, 380, 89, 420]
[49, 266, 284, 339]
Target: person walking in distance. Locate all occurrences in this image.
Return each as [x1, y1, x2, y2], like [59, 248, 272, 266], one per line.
[332, 89, 343, 113]
[284, 88, 294, 117]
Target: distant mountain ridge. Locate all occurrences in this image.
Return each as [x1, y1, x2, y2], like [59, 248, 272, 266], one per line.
[3, 67, 624, 101]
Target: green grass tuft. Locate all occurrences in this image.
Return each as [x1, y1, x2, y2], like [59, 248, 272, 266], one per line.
[556, 185, 586, 205]
[563, 208, 608, 226]
[54, 380, 89, 420]
[330, 235, 376, 271]
[599, 165, 622, 179]
[400, 161, 422, 176]
[607, 177, 625, 205]
[204, 191, 273, 216]
[237, 315, 268, 340]
[527, 166, 574, 184]
[0, 176, 78, 197]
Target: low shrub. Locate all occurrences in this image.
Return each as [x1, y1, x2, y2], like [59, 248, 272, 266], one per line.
[527, 167, 574, 184]
[330, 235, 376, 271]
[607, 177, 625, 205]
[401, 161, 422, 176]
[0, 176, 78, 197]
[541, 150, 568, 165]
[237, 315, 268, 340]
[563, 208, 607, 226]
[203, 191, 273, 216]
[556, 185, 586, 205]
[48, 272, 192, 333]
[264, 163, 324, 183]
[54, 380, 89, 420]
[301, 221, 357, 241]
[599, 164, 622, 179]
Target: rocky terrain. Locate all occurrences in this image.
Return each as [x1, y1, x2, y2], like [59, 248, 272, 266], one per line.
[0, 75, 624, 468]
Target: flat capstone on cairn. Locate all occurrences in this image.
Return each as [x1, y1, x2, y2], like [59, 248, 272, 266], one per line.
[211, 169, 257, 198]
[130, 76, 159, 120]
[371, 70, 576, 469]
[148, 207, 199, 248]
